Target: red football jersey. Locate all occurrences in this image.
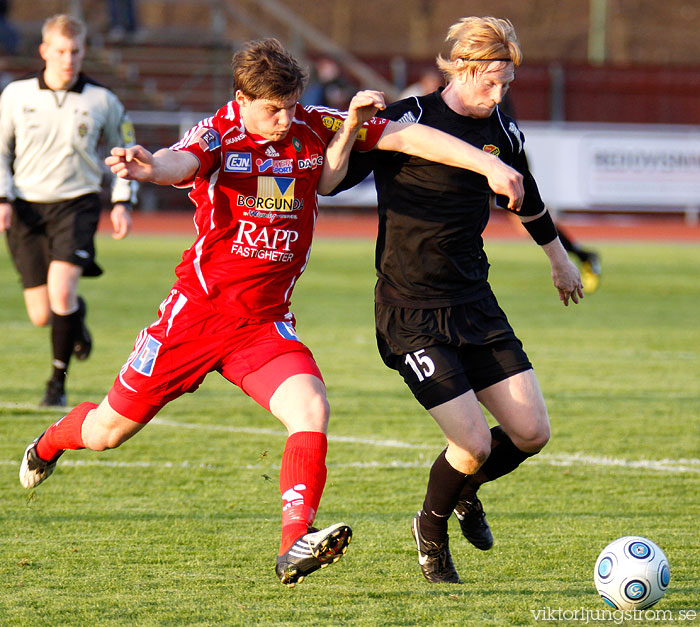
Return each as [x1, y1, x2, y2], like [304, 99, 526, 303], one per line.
[169, 101, 388, 320]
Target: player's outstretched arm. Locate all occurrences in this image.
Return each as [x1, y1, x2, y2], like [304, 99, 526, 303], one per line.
[318, 90, 386, 195]
[106, 146, 199, 186]
[376, 122, 524, 210]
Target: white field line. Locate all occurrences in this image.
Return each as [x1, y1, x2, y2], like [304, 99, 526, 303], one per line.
[1, 456, 699, 473]
[3, 413, 699, 473]
[0, 414, 700, 474]
[151, 418, 428, 449]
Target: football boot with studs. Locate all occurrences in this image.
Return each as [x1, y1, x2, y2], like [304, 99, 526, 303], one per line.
[19, 435, 63, 489]
[276, 522, 352, 588]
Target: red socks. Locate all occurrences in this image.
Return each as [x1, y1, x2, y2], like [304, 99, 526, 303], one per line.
[36, 401, 97, 461]
[278, 431, 328, 554]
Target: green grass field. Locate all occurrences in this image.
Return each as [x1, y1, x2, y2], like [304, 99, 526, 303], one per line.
[1, 232, 699, 626]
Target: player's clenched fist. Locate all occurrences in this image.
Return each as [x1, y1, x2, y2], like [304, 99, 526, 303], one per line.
[105, 146, 199, 186]
[345, 90, 387, 129]
[105, 145, 155, 181]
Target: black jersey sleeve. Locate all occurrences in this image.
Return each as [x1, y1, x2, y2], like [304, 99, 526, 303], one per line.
[328, 97, 424, 196]
[495, 115, 546, 217]
[327, 150, 378, 195]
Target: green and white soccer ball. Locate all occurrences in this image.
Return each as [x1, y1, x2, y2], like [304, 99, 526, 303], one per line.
[594, 536, 670, 610]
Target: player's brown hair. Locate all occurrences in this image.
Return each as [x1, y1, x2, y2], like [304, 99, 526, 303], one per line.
[41, 14, 87, 43]
[232, 38, 308, 102]
[436, 16, 522, 81]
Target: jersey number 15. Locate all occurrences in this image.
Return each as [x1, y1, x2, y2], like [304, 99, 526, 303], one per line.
[405, 349, 436, 382]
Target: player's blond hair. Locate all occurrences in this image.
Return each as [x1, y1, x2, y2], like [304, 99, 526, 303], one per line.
[41, 14, 87, 44]
[436, 16, 522, 81]
[232, 38, 308, 102]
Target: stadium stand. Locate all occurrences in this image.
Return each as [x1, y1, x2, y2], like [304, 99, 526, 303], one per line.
[2, 0, 700, 212]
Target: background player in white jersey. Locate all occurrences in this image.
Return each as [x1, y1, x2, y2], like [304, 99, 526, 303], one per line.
[329, 17, 584, 584]
[0, 14, 137, 407]
[19, 38, 525, 588]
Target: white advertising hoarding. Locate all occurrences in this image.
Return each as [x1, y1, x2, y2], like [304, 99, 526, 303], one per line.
[320, 121, 700, 218]
[520, 122, 700, 215]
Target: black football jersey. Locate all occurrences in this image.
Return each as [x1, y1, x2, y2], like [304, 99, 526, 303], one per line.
[331, 88, 545, 307]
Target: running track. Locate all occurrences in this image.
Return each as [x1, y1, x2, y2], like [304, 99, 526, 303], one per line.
[100, 209, 700, 242]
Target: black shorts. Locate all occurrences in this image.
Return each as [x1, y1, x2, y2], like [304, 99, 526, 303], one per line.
[375, 293, 532, 410]
[6, 194, 103, 289]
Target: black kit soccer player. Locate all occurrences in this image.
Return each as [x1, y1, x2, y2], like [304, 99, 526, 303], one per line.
[0, 14, 137, 406]
[18, 38, 526, 587]
[328, 16, 584, 584]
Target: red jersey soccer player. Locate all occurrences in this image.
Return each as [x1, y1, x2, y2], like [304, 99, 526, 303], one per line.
[19, 39, 524, 587]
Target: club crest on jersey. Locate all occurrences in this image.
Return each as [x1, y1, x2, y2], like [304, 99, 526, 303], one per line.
[224, 152, 252, 173]
[483, 144, 501, 156]
[191, 127, 221, 152]
[321, 115, 367, 141]
[129, 334, 162, 377]
[236, 177, 303, 213]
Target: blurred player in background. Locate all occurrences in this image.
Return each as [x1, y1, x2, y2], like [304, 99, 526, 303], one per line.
[329, 16, 583, 584]
[399, 67, 442, 99]
[0, 14, 137, 407]
[19, 38, 525, 588]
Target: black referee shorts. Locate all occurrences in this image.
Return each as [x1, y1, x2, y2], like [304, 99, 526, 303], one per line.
[375, 293, 532, 410]
[6, 193, 103, 289]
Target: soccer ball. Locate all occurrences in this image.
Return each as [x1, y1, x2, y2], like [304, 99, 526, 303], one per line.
[594, 536, 670, 610]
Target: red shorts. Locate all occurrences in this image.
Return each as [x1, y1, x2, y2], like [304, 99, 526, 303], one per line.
[108, 289, 323, 423]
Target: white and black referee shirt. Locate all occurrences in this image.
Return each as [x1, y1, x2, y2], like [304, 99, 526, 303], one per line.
[0, 72, 138, 205]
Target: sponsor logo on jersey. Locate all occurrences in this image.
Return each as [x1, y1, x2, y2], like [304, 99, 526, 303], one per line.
[265, 145, 279, 157]
[298, 154, 323, 170]
[255, 158, 293, 174]
[272, 159, 293, 174]
[256, 158, 274, 173]
[230, 219, 299, 262]
[248, 209, 298, 222]
[225, 132, 247, 145]
[130, 334, 162, 377]
[483, 144, 501, 156]
[396, 111, 417, 124]
[508, 121, 523, 152]
[190, 127, 221, 152]
[224, 152, 252, 173]
[236, 177, 302, 213]
[321, 115, 367, 141]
